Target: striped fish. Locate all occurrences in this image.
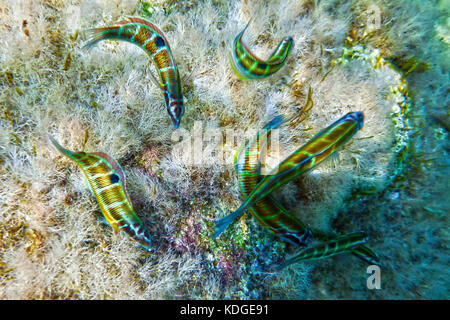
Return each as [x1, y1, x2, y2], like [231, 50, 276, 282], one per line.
[230, 20, 294, 80]
[49, 137, 151, 250]
[277, 232, 368, 269]
[309, 228, 380, 265]
[213, 112, 364, 238]
[84, 17, 184, 128]
[232, 89, 314, 245]
[233, 102, 379, 265]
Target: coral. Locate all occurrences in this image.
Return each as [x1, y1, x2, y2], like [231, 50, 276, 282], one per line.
[0, 0, 448, 300]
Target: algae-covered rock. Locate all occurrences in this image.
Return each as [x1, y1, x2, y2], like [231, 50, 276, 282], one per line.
[0, 0, 447, 300]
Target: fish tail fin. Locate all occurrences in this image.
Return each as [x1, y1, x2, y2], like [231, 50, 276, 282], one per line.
[82, 27, 120, 50]
[212, 207, 247, 239]
[263, 114, 288, 130]
[48, 135, 76, 158]
[49, 135, 88, 166]
[241, 17, 253, 36]
[229, 17, 256, 80]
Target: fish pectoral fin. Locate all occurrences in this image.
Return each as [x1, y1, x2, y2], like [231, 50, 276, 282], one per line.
[328, 151, 341, 167]
[212, 208, 246, 239]
[146, 63, 162, 87]
[182, 64, 197, 84]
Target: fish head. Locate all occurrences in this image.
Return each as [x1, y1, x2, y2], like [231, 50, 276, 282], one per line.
[283, 36, 294, 46]
[138, 229, 152, 250]
[168, 101, 184, 129]
[131, 223, 152, 250]
[283, 36, 295, 54]
[346, 111, 364, 130]
[167, 69, 185, 129]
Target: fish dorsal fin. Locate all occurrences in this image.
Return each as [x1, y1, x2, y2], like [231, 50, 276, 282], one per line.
[90, 152, 132, 204]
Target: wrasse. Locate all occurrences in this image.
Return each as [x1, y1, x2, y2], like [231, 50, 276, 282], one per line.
[213, 112, 364, 238]
[232, 89, 314, 245]
[277, 232, 368, 269]
[84, 17, 184, 128]
[232, 105, 379, 265]
[310, 228, 380, 265]
[230, 20, 294, 80]
[49, 137, 151, 250]
[254, 118, 378, 266]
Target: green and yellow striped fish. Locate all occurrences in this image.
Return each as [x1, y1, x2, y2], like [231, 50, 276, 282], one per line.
[277, 232, 368, 269]
[230, 20, 294, 80]
[84, 17, 184, 128]
[213, 112, 364, 238]
[232, 89, 314, 245]
[50, 137, 152, 250]
[232, 105, 379, 266]
[310, 228, 380, 266]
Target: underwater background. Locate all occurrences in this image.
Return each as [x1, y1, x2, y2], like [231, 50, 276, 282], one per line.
[0, 0, 448, 299]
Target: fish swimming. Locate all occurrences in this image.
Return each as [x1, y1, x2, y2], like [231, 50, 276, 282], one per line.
[302, 227, 380, 266]
[213, 111, 364, 238]
[84, 17, 184, 128]
[230, 20, 294, 80]
[232, 104, 379, 265]
[232, 89, 314, 245]
[49, 136, 152, 250]
[277, 232, 369, 269]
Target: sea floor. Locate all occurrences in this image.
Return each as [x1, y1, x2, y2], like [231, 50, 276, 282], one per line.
[0, 0, 448, 299]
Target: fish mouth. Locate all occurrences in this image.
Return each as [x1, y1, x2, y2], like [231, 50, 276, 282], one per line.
[169, 113, 181, 129]
[285, 36, 294, 43]
[172, 120, 180, 129]
[354, 111, 364, 123]
[347, 111, 364, 129]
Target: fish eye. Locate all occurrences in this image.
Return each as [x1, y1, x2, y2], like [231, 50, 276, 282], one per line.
[110, 173, 120, 184]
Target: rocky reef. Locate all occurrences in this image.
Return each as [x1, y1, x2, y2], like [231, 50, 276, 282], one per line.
[0, 0, 448, 299]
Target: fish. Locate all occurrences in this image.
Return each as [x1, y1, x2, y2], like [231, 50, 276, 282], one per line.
[232, 88, 314, 245]
[310, 228, 380, 265]
[276, 232, 368, 269]
[230, 20, 294, 80]
[49, 136, 151, 250]
[213, 111, 364, 238]
[233, 100, 379, 265]
[84, 17, 184, 128]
